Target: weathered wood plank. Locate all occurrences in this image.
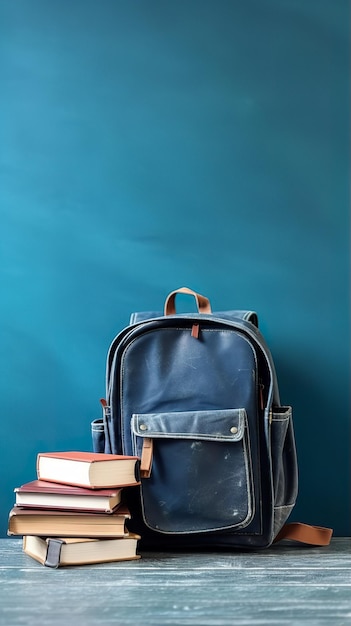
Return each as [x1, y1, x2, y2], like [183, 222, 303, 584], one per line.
[0, 538, 350, 625]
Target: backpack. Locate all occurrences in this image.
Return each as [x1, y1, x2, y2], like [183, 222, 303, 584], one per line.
[91, 287, 332, 549]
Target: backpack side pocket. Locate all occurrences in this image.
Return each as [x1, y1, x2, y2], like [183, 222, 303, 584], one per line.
[91, 418, 105, 453]
[271, 406, 298, 534]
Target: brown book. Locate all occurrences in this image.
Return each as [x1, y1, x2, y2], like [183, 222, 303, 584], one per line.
[23, 534, 141, 567]
[8, 505, 131, 538]
[36, 451, 140, 489]
[14, 480, 123, 513]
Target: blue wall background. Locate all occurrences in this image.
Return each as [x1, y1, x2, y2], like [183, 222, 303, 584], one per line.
[1, 0, 349, 538]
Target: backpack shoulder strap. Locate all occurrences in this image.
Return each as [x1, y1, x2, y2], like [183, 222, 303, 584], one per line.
[274, 522, 333, 546]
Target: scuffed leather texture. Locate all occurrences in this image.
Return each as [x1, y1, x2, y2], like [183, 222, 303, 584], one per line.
[131, 408, 247, 441]
[93, 312, 298, 549]
[131, 409, 253, 533]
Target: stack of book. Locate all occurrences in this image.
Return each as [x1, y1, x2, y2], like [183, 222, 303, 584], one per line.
[8, 451, 141, 568]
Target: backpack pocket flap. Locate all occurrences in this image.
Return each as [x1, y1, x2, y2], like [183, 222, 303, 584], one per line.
[131, 408, 246, 442]
[130, 407, 254, 534]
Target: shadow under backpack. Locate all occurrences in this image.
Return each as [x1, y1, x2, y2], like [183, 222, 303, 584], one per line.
[91, 287, 332, 550]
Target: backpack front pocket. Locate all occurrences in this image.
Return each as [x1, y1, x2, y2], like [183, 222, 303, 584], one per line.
[131, 408, 254, 534]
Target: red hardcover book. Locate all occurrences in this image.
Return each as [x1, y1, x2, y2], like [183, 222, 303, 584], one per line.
[36, 451, 140, 489]
[15, 480, 123, 513]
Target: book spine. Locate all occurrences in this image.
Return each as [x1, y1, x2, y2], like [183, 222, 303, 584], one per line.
[45, 539, 65, 568]
[36, 454, 41, 478]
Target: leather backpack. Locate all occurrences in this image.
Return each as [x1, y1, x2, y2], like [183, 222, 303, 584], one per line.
[91, 287, 332, 549]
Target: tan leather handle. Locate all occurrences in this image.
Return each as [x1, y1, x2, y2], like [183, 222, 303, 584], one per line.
[164, 287, 212, 316]
[274, 522, 333, 546]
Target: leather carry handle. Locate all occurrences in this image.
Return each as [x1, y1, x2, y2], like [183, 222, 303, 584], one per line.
[164, 287, 212, 316]
[274, 522, 333, 546]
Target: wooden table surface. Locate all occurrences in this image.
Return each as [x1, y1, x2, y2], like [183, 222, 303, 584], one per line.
[0, 537, 350, 625]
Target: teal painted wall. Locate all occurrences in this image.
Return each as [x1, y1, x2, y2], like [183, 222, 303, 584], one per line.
[1, 0, 349, 537]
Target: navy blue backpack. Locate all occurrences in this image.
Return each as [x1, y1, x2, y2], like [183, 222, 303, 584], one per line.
[92, 287, 332, 549]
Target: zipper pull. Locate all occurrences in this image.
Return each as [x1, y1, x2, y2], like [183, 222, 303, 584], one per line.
[100, 398, 109, 413]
